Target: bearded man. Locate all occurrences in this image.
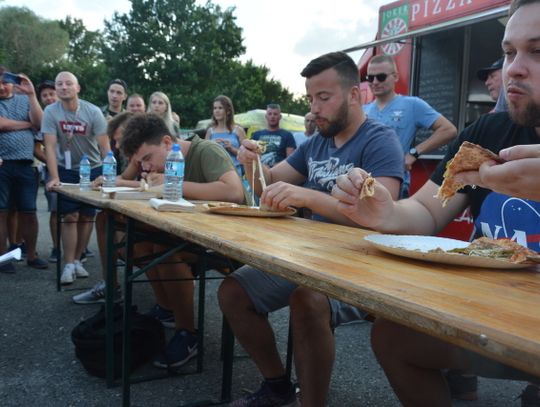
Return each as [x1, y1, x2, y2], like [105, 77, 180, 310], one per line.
[218, 51, 404, 407]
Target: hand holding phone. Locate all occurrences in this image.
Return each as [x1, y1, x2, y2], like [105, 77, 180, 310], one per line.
[2, 72, 22, 85]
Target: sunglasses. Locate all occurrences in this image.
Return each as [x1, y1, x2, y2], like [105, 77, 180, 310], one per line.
[366, 73, 393, 83]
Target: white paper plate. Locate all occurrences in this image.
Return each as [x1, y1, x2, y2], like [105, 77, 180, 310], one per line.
[364, 234, 533, 269]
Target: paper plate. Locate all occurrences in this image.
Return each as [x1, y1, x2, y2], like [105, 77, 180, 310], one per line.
[364, 234, 534, 269]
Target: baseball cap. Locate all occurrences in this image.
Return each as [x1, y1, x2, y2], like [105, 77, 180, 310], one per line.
[477, 58, 503, 81]
[37, 80, 55, 95]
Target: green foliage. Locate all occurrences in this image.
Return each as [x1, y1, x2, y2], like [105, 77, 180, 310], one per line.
[0, 6, 68, 73]
[102, 0, 308, 126]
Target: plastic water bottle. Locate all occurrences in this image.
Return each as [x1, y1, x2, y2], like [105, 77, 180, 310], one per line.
[163, 143, 184, 201]
[102, 151, 117, 188]
[79, 154, 91, 192]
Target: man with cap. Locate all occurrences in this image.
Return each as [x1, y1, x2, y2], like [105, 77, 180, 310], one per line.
[477, 58, 504, 102]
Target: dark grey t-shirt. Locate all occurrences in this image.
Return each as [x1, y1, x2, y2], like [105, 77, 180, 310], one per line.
[287, 118, 403, 221]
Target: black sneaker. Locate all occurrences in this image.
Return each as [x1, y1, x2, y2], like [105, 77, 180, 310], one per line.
[153, 329, 198, 368]
[48, 247, 59, 263]
[228, 380, 297, 407]
[72, 281, 123, 304]
[519, 384, 540, 407]
[84, 248, 95, 257]
[27, 257, 49, 270]
[444, 370, 478, 401]
[79, 252, 87, 263]
[146, 304, 175, 328]
[0, 262, 15, 274]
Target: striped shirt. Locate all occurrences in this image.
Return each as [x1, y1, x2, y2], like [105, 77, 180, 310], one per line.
[0, 94, 36, 160]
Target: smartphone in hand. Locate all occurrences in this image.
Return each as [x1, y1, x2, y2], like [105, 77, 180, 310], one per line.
[2, 72, 22, 85]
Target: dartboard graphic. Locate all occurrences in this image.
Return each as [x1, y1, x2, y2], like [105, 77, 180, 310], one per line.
[381, 17, 407, 55]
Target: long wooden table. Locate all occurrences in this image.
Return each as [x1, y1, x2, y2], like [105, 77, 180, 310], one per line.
[108, 199, 540, 380]
[55, 188, 540, 399]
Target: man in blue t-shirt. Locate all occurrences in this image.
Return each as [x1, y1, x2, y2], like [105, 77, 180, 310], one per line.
[0, 68, 48, 272]
[363, 55, 457, 197]
[219, 52, 403, 407]
[251, 103, 296, 167]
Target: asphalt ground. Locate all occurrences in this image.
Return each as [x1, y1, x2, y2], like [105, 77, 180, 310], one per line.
[0, 185, 529, 406]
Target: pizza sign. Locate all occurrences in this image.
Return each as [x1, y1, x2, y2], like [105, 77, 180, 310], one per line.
[381, 4, 409, 55]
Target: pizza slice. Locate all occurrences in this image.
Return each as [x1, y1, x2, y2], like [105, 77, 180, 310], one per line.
[359, 174, 376, 200]
[447, 237, 538, 264]
[254, 140, 267, 154]
[436, 141, 505, 207]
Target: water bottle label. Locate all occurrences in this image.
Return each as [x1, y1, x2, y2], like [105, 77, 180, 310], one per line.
[103, 163, 116, 175]
[80, 167, 90, 176]
[165, 161, 184, 177]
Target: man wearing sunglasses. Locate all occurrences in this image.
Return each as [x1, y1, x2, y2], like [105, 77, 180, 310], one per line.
[363, 55, 457, 197]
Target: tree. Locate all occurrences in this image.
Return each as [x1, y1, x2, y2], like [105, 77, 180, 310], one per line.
[0, 6, 68, 73]
[102, 0, 307, 126]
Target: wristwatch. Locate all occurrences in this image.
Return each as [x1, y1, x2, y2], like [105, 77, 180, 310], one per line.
[409, 147, 420, 159]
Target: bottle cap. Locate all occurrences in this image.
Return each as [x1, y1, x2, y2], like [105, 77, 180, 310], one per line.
[107, 151, 114, 156]
[172, 143, 180, 152]
[81, 154, 88, 160]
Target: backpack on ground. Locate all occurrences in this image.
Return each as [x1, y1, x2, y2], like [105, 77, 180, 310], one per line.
[71, 303, 165, 379]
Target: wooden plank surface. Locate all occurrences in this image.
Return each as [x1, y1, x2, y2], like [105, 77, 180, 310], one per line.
[106, 199, 540, 378]
[54, 186, 113, 209]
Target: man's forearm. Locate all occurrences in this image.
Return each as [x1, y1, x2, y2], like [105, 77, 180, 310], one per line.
[0, 117, 32, 131]
[28, 95, 43, 130]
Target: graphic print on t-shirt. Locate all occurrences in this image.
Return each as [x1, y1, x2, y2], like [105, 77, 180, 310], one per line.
[307, 157, 354, 192]
[60, 121, 88, 137]
[475, 191, 540, 252]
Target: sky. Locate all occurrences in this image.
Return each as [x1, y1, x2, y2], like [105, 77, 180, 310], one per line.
[2, 0, 389, 95]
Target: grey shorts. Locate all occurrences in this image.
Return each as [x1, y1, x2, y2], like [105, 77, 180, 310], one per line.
[462, 348, 539, 382]
[232, 265, 367, 328]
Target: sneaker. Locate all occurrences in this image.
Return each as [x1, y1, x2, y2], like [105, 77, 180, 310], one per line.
[153, 329, 198, 368]
[73, 260, 89, 278]
[0, 262, 15, 274]
[72, 281, 122, 304]
[48, 247, 59, 263]
[519, 384, 540, 407]
[27, 257, 49, 269]
[79, 252, 87, 263]
[61, 263, 76, 285]
[444, 370, 478, 401]
[84, 248, 95, 257]
[146, 304, 175, 328]
[228, 380, 298, 407]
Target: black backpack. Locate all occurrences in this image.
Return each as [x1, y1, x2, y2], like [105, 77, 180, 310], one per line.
[71, 304, 165, 379]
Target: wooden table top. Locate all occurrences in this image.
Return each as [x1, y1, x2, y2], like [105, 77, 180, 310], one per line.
[55, 189, 540, 378]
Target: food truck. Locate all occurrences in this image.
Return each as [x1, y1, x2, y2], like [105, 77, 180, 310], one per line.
[348, 0, 511, 239]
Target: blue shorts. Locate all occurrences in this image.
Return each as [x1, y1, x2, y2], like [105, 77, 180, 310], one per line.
[232, 265, 367, 328]
[57, 166, 102, 216]
[0, 160, 38, 213]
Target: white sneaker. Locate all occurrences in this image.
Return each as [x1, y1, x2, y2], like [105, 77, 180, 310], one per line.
[73, 260, 89, 278]
[61, 263, 76, 285]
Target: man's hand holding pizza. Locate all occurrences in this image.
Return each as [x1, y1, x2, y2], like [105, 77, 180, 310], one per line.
[455, 144, 540, 201]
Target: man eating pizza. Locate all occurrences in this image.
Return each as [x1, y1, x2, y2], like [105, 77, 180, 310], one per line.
[331, 0, 540, 405]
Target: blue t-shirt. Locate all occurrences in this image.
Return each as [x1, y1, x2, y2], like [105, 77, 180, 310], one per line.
[252, 128, 296, 167]
[363, 95, 440, 152]
[287, 118, 403, 220]
[0, 94, 36, 160]
[209, 127, 241, 171]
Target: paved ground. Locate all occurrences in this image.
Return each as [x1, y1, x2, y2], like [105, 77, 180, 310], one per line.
[0, 186, 529, 406]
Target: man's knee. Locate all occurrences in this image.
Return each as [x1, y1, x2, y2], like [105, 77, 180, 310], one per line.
[62, 212, 80, 223]
[290, 286, 329, 323]
[218, 277, 252, 314]
[371, 318, 406, 359]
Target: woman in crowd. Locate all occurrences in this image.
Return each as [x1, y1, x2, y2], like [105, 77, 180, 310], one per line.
[147, 91, 179, 137]
[205, 95, 246, 176]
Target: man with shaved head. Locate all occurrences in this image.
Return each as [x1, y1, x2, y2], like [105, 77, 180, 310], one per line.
[43, 71, 110, 285]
